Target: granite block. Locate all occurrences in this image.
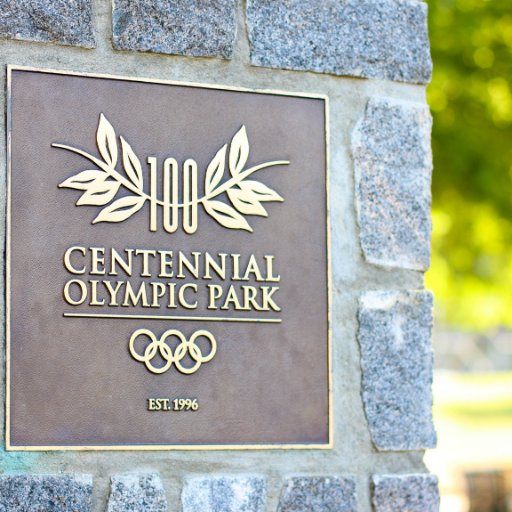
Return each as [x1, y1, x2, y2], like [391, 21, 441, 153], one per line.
[107, 473, 167, 512]
[112, 0, 236, 58]
[277, 476, 357, 512]
[181, 475, 266, 512]
[247, 0, 432, 84]
[372, 474, 440, 511]
[0, 0, 95, 48]
[358, 290, 436, 450]
[353, 96, 433, 271]
[0, 474, 92, 512]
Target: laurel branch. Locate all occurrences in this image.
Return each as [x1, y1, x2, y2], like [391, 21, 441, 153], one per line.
[54, 114, 289, 232]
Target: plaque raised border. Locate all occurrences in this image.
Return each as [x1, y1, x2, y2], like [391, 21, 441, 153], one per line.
[5, 65, 332, 451]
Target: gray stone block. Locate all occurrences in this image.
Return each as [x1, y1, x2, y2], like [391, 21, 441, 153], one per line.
[0, 474, 93, 512]
[107, 473, 167, 512]
[0, 0, 95, 48]
[112, 0, 236, 58]
[358, 290, 436, 450]
[352, 96, 433, 271]
[247, 0, 432, 84]
[277, 476, 357, 512]
[372, 474, 440, 511]
[181, 475, 266, 512]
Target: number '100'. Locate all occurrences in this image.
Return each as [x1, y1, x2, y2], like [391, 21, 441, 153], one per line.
[147, 157, 199, 234]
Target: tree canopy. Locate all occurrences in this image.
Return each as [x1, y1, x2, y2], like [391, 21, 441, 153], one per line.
[426, 0, 512, 330]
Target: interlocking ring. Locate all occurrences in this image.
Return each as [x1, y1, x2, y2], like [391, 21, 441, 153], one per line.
[129, 328, 217, 375]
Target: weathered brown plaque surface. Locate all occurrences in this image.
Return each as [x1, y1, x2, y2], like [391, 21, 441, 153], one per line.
[7, 67, 330, 450]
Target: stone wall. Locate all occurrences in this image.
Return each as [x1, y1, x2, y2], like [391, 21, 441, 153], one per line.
[0, 1, 438, 510]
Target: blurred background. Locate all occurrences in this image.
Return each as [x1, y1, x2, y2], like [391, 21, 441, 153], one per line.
[425, 0, 512, 510]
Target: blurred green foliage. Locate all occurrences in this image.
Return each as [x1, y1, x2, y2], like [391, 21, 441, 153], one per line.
[426, 0, 512, 330]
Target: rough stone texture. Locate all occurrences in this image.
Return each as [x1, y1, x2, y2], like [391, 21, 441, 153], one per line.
[277, 476, 357, 512]
[181, 475, 266, 512]
[107, 473, 167, 512]
[0, 0, 95, 48]
[358, 290, 436, 451]
[247, 0, 432, 85]
[112, 0, 236, 59]
[352, 96, 433, 271]
[0, 474, 93, 511]
[372, 474, 440, 511]
[0, 0, 435, 506]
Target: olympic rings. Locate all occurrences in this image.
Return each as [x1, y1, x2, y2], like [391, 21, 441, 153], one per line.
[129, 328, 217, 375]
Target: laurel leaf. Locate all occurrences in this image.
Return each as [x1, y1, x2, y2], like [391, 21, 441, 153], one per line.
[120, 136, 143, 190]
[229, 125, 249, 178]
[205, 144, 227, 194]
[97, 113, 118, 168]
[227, 187, 268, 216]
[58, 170, 106, 190]
[240, 180, 284, 202]
[203, 200, 253, 232]
[92, 195, 145, 224]
[76, 180, 120, 206]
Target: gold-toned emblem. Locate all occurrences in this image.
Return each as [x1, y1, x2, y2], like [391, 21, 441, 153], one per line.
[54, 114, 289, 233]
[129, 328, 217, 375]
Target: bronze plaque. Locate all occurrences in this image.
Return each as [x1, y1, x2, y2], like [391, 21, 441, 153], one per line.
[6, 66, 330, 450]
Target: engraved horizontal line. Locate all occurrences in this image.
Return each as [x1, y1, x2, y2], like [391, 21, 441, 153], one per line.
[63, 313, 281, 324]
